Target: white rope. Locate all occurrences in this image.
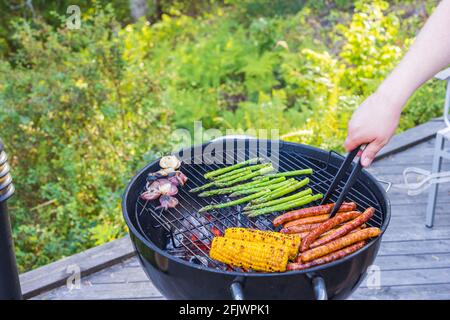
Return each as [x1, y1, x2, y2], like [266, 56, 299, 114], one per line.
[393, 167, 450, 196]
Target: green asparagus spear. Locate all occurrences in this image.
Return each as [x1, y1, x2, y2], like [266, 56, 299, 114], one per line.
[189, 180, 222, 193]
[253, 177, 296, 197]
[229, 179, 291, 197]
[214, 166, 274, 187]
[198, 189, 269, 213]
[190, 167, 256, 193]
[211, 163, 270, 181]
[212, 163, 272, 184]
[252, 168, 313, 180]
[259, 177, 308, 200]
[251, 177, 309, 205]
[215, 169, 253, 183]
[197, 177, 273, 197]
[191, 165, 273, 193]
[203, 158, 262, 179]
[244, 188, 312, 210]
[246, 195, 313, 217]
[246, 193, 323, 217]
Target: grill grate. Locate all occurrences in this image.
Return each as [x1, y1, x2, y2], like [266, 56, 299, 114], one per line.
[134, 146, 385, 271]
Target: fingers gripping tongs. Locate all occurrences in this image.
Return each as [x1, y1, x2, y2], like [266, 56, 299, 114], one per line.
[321, 145, 366, 218]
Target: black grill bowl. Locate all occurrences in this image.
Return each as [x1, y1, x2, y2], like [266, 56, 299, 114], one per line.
[122, 139, 390, 300]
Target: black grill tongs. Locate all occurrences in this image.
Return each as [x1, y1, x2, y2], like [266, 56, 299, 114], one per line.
[321, 144, 366, 218]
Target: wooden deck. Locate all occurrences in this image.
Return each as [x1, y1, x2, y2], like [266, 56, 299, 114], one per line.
[25, 118, 450, 300]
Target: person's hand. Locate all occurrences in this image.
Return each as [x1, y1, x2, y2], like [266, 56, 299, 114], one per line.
[346, 0, 450, 167]
[345, 91, 402, 167]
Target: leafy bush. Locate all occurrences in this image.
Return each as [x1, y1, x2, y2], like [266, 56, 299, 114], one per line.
[0, 7, 173, 271]
[0, 0, 443, 271]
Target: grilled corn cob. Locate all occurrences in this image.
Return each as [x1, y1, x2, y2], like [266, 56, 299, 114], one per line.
[224, 228, 301, 260]
[210, 237, 289, 272]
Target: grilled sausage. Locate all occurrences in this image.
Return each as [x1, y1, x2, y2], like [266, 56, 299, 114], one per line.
[280, 222, 322, 234]
[300, 211, 361, 251]
[288, 231, 310, 239]
[310, 207, 375, 249]
[287, 241, 366, 270]
[283, 218, 325, 229]
[280, 214, 330, 229]
[273, 202, 356, 227]
[318, 225, 346, 238]
[299, 227, 381, 263]
[316, 226, 363, 243]
[297, 231, 311, 239]
[318, 224, 365, 239]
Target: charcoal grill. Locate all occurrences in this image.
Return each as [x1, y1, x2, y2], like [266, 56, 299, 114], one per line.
[122, 138, 390, 300]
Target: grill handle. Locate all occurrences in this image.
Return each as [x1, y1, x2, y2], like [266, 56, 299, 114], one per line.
[312, 276, 328, 300]
[377, 179, 392, 193]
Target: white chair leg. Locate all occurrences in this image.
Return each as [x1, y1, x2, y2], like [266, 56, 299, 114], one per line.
[426, 133, 445, 228]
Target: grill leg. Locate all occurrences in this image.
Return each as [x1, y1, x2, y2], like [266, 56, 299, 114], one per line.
[230, 277, 245, 300]
[426, 133, 445, 228]
[312, 276, 328, 300]
[0, 201, 23, 300]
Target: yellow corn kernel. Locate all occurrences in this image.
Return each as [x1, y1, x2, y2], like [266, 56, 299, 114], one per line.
[209, 236, 289, 272]
[224, 227, 300, 260]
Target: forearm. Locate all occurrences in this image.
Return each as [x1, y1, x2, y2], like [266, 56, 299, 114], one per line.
[377, 0, 450, 108]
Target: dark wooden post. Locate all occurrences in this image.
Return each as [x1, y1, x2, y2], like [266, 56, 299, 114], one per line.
[0, 139, 23, 300]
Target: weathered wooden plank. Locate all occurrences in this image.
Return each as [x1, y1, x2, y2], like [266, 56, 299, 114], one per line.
[119, 296, 166, 300]
[125, 260, 141, 268]
[381, 228, 450, 243]
[379, 238, 450, 255]
[371, 161, 435, 170]
[379, 239, 450, 256]
[373, 253, 450, 270]
[357, 267, 450, 288]
[382, 226, 450, 241]
[33, 281, 163, 300]
[32, 257, 162, 300]
[367, 170, 450, 182]
[373, 152, 435, 167]
[390, 203, 450, 217]
[53, 256, 151, 285]
[382, 220, 450, 241]
[377, 138, 436, 156]
[352, 283, 450, 300]
[20, 236, 135, 299]
[376, 118, 445, 160]
[389, 197, 450, 207]
[368, 164, 450, 177]
[87, 266, 149, 284]
[372, 152, 446, 167]
[385, 190, 449, 206]
[389, 214, 450, 227]
[435, 67, 450, 81]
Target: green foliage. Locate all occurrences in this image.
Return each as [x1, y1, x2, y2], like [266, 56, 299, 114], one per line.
[0, 6, 173, 271]
[339, 0, 403, 94]
[0, 0, 443, 271]
[400, 79, 446, 131]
